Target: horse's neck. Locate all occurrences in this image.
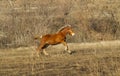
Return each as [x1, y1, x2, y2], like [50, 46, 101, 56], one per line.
[58, 30, 68, 36]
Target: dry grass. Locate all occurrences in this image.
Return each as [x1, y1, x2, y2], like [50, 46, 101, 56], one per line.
[0, 0, 120, 47]
[0, 0, 120, 75]
[0, 40, 120, 76]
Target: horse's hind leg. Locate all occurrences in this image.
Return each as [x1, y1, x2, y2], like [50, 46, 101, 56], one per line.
[42, 44, 49, 55]
[36, 44, 45, 57]
[36, 48, 40, 57]
[37, 43, 49, 56]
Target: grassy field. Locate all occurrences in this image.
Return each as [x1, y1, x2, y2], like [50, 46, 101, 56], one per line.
[0, 40, 120, 76]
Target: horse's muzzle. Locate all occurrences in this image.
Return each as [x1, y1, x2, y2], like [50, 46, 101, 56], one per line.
[71, 33, 75, 36]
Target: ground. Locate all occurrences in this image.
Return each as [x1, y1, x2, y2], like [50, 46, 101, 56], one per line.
[0, 40, 120, 76]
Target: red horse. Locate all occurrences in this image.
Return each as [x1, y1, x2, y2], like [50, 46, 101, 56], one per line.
[34, 25, 75, 56]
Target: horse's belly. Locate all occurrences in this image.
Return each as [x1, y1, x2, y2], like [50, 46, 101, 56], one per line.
[47, 38, 61, 45]
[49, 40, 60, 45]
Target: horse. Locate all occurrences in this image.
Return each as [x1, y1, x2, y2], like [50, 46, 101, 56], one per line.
[34, 24, 75, 56]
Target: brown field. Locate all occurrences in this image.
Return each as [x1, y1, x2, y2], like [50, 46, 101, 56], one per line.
[0, 0, 120, 76]
[0, 40, 120, 76]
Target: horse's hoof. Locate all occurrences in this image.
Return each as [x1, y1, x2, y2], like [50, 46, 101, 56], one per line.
[68, 50, 72, 54]
[69, 52, 73, 55]
[45, 54, 49, 56]
[45, 54, 50, 57]
[42, 52, 49, 56]
[69, 51, 76, 55]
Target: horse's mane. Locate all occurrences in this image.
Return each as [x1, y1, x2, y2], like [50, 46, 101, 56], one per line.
[57, 24, 71, 33]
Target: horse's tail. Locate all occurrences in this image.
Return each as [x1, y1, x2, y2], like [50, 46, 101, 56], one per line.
[34, 35, 42, 40]
[34, 35, 42, 47]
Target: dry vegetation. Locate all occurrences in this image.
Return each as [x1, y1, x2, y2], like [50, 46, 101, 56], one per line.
[0, 0, 120, 47]
[0, 0, 120, 76]
[0, 41, 120, 76]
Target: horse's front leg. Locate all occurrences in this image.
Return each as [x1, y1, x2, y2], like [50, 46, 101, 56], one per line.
[36, 47, 41, 57]
[36, 48, 49, 56]
[62, 41, 71, 54]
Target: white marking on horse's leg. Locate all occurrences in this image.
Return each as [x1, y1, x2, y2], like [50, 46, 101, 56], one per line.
[65, 46, 68, 51]
[67, 50, 71, 54]
[64, 46, 71, 54]
[43, 49, 49, 56]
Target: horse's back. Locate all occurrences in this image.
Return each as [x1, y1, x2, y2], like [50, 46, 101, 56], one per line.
[41, 33, 64, 45]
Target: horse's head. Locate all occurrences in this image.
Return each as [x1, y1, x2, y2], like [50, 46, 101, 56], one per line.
[57, 24, 75, 36]
[65, 25, 75, 36]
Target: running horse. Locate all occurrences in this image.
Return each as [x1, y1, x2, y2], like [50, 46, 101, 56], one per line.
[34, 24, 75, 56]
